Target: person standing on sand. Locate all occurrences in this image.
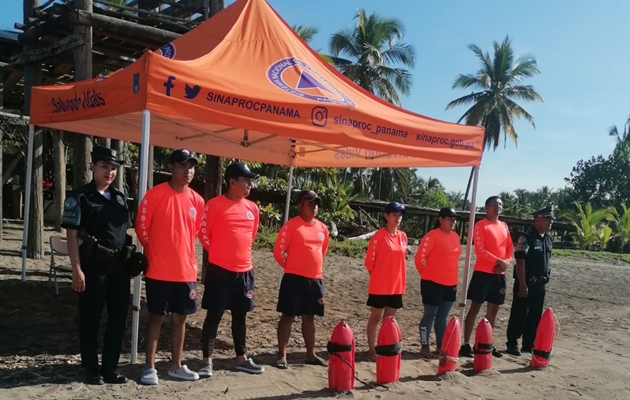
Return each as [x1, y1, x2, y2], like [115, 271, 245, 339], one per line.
[460, 196, 513, 358]
[136, 149, 205, 385]
[198, 162, 265, 375]
[273, 190, 330, 369]
[415, 207, 462, 359]
[505, 205, 554, 356]
[62, 146, 135, 385]
[363, 201, 409, 361]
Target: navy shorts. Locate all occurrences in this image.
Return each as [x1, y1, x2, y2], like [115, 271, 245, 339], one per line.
[366, 294, 403, 309]
[466, 271, 507, 305]
[145, 277, 198, 315]
[421, 279, 457, 306]
[201, 263, 255, 313]
[277, 273, 325, 317]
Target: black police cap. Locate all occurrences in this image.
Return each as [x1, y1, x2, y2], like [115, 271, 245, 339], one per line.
[533, 205, 555, 220]
[91, 145, 120, 166]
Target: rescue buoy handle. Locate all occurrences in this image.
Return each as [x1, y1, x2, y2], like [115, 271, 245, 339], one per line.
[473, 343, 493, 354]
[326, 342, 353, 353]
[532, 348, 551, 360]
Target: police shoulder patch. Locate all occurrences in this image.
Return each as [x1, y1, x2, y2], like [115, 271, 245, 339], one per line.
[61, 195, 82, 227]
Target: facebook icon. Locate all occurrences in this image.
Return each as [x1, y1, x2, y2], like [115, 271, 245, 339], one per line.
[164, 76, 176, 96]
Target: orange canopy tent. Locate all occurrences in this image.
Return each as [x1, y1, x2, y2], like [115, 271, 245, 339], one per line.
[22, 0, 485, 362]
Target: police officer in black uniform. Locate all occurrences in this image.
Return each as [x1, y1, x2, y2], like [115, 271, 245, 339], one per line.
[505, 205, 554, 356]
[61, 146, 135, 385]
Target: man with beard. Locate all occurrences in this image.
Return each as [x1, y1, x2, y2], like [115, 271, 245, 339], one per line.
[136, 149, 205, 385]
[198, 162, 265, 376]
[62, 146, 135, 385]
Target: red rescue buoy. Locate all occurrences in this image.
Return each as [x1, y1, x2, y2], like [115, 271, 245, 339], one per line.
[437, 316, 461, 376]
[327, 320, 355, 392]
[375, 316, 403, 384]
[531, 308, 556, 368]
[473, 318, 493, 374]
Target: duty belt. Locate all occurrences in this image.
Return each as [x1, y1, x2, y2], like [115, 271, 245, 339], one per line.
[527, 275, 549, 285]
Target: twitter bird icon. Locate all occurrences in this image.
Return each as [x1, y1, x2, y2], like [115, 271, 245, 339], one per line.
[184, 84, 201, 99]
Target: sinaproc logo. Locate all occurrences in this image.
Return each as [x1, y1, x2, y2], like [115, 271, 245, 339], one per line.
[266, 57, 356, 107]
[51, 89, 106, 114]
[158, 42, 176, 59]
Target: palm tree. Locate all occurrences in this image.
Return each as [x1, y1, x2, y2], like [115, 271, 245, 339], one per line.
[608, 114, 630, 143]
[446, 36, 543, 209]
[328, 9, 416, 106]
[292, 24, 333, 64]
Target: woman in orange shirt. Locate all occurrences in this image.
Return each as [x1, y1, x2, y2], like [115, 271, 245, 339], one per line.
[364, 202, 408, 361]
[414, 207, 462, 359]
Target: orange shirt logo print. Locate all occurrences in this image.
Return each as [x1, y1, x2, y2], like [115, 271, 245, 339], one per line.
[189, 207, 196, 218]
[140, 199, 149, 242]
[317, 231, 325, 241]
[246, 211, 254, 221]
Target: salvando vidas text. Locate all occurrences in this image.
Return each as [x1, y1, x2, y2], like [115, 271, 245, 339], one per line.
[51, 90, 106, 114]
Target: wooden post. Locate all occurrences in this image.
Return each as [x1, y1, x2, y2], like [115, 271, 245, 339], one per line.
[424, 214, 430, 235]
[72, 0, 93, 189]
[147, 146, 154, 188]
[202, 0, 225, 284]
[0, 125, 3, 245]
[24, 0, 44, 259]
[95, 137, 111, 147]
[52, 130, 66, 234]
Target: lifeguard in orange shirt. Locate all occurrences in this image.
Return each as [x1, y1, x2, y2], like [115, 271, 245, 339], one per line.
[415, 207, 462, 359]
[273, 190, 330, 369]
[460, 196, 514, 358]
[364, 201, 408, 361]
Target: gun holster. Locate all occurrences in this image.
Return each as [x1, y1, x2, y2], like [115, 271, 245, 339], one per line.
[78, 235, 98, 264]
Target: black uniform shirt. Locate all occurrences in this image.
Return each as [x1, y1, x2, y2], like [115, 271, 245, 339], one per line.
[513, 225, 553, 281]
[61, 180, 132, 250]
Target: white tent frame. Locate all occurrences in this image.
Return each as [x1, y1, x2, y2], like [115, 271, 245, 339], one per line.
[21, 111, 481, 363]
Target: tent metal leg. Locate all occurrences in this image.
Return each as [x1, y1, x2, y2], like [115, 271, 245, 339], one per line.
[278, 140, 295, 288]
[20, 124, 36, 282]
[130, 110, 151, 365]
[458, 165, 480, 331]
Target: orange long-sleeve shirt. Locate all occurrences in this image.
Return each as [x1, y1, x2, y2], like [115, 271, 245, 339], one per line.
[415, 228, 462, 286]
[273, 216, 329, 279]
[473, 218, 513, 274]
[135, 182, 205, 282]
[199, 195, 259, 273]
[364, 228, 408, 295]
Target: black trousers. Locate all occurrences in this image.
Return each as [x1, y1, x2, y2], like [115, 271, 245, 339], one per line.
[78, 264, 130, 373]
[506, 280, 546, 349]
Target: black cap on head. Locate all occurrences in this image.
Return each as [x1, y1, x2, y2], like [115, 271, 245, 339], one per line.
[168, 149, 198, 166]
[533, 205, 555, 220]
[224, 162, 259, 183]
[384, 201, 406, 214]
[439, 207, 457, 218]
[298, 190, 322, 205]
[91, 145, 120, 166]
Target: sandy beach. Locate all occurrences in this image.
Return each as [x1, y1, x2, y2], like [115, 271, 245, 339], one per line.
[1, 220, 629, 399]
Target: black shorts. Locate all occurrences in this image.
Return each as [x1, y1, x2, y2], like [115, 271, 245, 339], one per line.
[420, 279, 457, 306]
[201, 263, 255, 313]
[145, 277, 198, 316]
[466, 271, 507, 305]
[366, 294, 403, 309]
[276, 273, 325, 317]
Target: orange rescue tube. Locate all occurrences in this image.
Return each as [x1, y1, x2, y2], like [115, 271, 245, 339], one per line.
[473, 317, 493, 374]
[437, 316, 461, 376]
[531, 308, 556, 368]
[327, 320, 355, 392]
[375, 316, 403, 384]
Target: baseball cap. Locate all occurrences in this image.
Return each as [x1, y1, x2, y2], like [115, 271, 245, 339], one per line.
[224, 162, 260, 182]
[384, 202, 406, 214]
[438, 207, 458, 218]
[298, 190, 322, 205]
[168, 149, 198, 165]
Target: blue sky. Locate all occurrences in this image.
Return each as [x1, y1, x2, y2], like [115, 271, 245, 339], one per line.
[3, 1, 629, 203]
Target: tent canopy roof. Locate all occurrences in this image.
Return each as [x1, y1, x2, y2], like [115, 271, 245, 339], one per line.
[30, 0, 484, 168]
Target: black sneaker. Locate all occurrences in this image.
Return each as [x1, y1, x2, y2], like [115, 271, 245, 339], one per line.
[505, 346, 521, 356]
[459, 343, 474, 358]
[492, 347, 504, 357]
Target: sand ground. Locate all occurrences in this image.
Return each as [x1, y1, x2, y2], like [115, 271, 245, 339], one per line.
[1, 221, 629, 399]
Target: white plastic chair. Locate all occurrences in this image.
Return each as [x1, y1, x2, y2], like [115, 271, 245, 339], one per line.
[48, 236, 72, 295]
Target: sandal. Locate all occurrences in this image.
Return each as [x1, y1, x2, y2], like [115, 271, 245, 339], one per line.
[305, 356, 328, 367]
[275, 358, 288, 369]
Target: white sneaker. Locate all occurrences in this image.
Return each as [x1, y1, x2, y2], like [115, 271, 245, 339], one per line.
[168, 365, 200, 381]
[140, 368, 159, 385]
[198, 362, 213, 378]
